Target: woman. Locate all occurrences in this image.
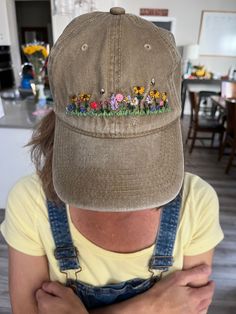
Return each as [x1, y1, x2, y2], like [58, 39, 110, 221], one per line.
[0, 7, 223, 314]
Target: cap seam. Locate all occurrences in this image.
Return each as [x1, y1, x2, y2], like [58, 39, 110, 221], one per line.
[126, 14, 180, 68]
[156, 30, 181, 68]
[49, 12, 106, 62]
[117, 15, 122, 91]
[48, 13, 108, 95]
[168, 61, 181, 107]
[55, 114, 180, 139]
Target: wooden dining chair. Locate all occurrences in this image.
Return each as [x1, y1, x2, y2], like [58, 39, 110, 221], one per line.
[186, 91, 225, 153]
[218, 98, 236, 174]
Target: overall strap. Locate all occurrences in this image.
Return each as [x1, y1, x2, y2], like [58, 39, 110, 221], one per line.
[149, 192, 182, 271]
[47, 200, 80, 272]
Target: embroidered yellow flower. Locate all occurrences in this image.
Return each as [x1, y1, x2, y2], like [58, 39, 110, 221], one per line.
[71, 95, 78, 102]
[79, 93, 91, 101]
[133, 86, 145, 95]
[150, 90, 160, 99]
[161, 92, 167, 101]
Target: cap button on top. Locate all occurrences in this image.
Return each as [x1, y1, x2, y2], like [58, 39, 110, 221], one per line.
[110, 7, 126, 15]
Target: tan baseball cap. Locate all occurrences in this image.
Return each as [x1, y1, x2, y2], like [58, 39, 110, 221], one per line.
[48, 7, 184, 212]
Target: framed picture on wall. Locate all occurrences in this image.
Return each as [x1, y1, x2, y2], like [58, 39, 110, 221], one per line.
[141, 16, 176, 36]
[198, 10, 236, 57]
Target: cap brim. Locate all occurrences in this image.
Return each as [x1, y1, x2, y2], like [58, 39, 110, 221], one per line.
[52, 117, 184, 211]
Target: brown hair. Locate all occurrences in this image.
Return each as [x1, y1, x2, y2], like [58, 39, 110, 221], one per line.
[26, 110, 61, 203]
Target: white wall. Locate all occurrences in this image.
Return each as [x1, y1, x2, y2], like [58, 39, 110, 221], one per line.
[51, 0, 236, 76]
[118, 0, 236, 76]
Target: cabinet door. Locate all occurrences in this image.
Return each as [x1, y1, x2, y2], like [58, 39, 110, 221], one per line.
[0, 128, 34, 208]
[0, 0, 11, 45]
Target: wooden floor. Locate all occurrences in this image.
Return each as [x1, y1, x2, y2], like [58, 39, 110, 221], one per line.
[0, 116, 236, 314]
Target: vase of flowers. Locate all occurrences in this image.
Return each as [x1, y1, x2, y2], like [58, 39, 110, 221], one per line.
[22, 42, 49, 104]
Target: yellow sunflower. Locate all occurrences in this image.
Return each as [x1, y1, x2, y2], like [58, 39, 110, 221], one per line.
[161, 92, 167, 101]
[71, 95, 78, 103]
[39, 46, 48, 58]
[150, 90, 160, 99]
[79, 93, 91, 101]
[133, 86, 145, 95]
[23, 46, 34, 55]
[23, 45, 48, 58]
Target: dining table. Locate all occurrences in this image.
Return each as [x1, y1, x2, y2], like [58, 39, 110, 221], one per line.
[210, 95, 227, 110]
[181, 78, 222, 117]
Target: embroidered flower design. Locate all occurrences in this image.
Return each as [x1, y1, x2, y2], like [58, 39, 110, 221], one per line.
[79, 106, 86, 113]
[110, 94, 119, 110]
[131, 97, 139, 106]
[65, 84, 170, 117]
[145, 95, 152, 104]
[133, 86, 145, 95]
[67, 104, 76, 112]
[79, 93, 91, 101]
[161, 92, 167, 101]
[71, 95, 78, 102]
[124, 95, 132, 103]
[90, 101, 98, 110]
[150, 90, 160, 99]
[115, 93, 124, 102]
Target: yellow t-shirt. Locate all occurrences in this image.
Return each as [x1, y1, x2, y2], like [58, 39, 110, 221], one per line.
[0, 172, 224, 286]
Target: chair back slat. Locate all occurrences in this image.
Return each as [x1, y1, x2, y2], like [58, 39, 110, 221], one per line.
[189, 91, 199, 124]
[186, 91, 225, 154]
[225, 99, 236, 137]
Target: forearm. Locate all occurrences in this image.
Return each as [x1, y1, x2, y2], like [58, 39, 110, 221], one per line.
[90, 301, 207, 314]
[11, 303, 38, 314]
[89, 292, 150, 314]
[90, 303, 132, 314]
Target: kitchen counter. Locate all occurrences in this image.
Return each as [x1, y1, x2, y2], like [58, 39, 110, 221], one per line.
[0, 94, 53, 129]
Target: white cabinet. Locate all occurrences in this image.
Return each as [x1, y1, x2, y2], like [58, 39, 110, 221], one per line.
[0, 0, 11, 45]
[0, 128, 34, 208]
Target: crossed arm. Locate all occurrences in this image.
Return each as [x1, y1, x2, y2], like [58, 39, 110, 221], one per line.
[8, 246, 214, 314]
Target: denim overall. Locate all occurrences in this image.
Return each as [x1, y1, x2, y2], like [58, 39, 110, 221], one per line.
[47, 192, 181, 310]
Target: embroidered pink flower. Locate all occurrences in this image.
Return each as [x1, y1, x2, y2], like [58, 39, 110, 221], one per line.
[115, 93, 124, 102]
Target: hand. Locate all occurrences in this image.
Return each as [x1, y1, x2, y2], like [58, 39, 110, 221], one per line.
[90, 264, 214, 314]
[35, 281, 88, 314]
[145, 264, 214, 314]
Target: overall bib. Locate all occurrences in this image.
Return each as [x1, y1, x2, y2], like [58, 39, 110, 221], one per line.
[47, 193, 181, 310]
